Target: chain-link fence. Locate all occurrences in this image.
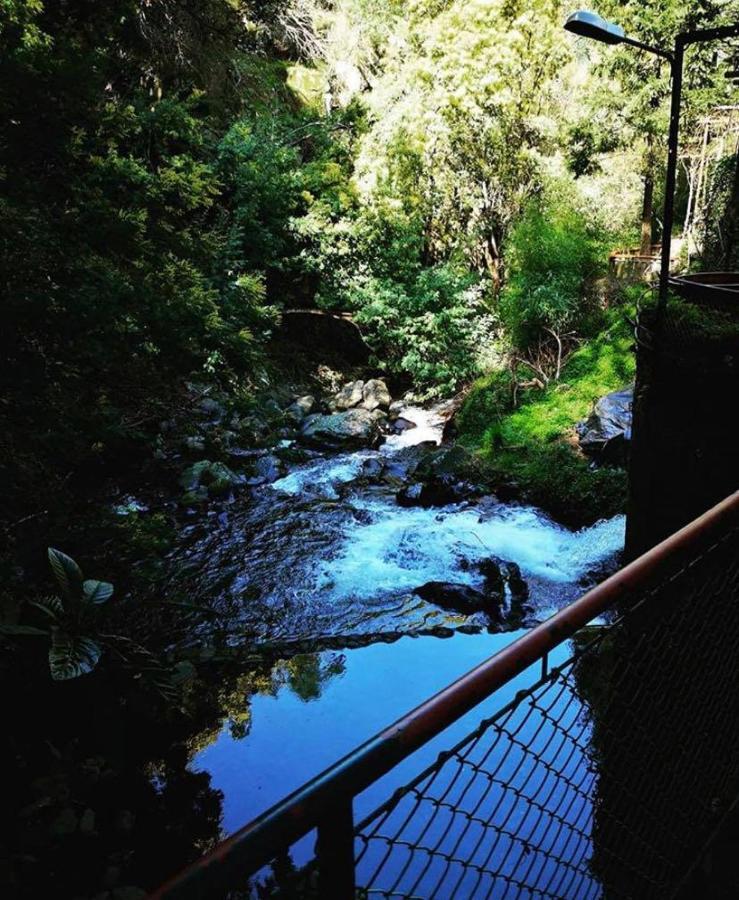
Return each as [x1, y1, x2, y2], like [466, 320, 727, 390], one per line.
[351, 524, 739, 899]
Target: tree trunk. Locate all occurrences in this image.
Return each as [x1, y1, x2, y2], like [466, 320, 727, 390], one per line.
[720, 147, 739, 269]
[482, 233, 501, 294]
[640, 174, 654, 256]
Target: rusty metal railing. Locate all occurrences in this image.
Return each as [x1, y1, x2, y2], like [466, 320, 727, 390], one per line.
[150, 490, 739, 899]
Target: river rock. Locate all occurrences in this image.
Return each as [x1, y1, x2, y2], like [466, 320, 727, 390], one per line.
[475, 557, 529, 602]
[414, 582, 500, 618]
[503, 560, 528, 601]
[477, 559, 506, 598]
[198, 396, 226, 423]
[183, 435, 206, 453]
[334, 380, 365, 410]
[285, 395, 315, 424]
[392, 417, 417, 434]
[227, 446, 270, 462]
[360, 457, 385, 478]
[248, 454, 283, 485]
[300, 408, 381, 450]
[396, 482, 424, 505]
[576, 386, 633, 466]
[388, 400, 405, 419]
[396, 476, 483, 508]
[361, 379, 391, 411]
[179, 460, 238, 501]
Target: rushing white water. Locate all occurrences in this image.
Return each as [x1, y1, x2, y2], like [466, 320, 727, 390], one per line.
[380, 404, 446, 450]
[271, 450, 378, 499]
[319, 498, 625, 599]
[271, 405, 447, 498]
[265, 400, 625, 626]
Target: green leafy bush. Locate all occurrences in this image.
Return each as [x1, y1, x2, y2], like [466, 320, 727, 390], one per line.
[353, 264, 496, 396]
[499, 193, 606, 350]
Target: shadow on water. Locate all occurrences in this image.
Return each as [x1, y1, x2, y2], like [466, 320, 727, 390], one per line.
[1, 640, 350, 899]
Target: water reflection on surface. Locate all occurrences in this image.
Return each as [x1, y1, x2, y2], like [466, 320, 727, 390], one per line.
[191, 631, 572, 836]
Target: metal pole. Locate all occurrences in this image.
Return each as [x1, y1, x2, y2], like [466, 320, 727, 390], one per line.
[659, 40, 685, 312]
[620, 33, 673, 61]
[316, 799, 356, 899]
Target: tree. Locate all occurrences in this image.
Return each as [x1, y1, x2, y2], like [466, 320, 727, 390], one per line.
[351, 0, 570, 289]
[593, 0, 736, 252]
[0, 1, 281, 520]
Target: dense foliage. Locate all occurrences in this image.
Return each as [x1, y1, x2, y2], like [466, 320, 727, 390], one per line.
[499, 187, 607, 350]
[3, 0, 739, 543]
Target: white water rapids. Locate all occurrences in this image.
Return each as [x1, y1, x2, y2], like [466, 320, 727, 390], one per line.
[265, 403, 625, 632]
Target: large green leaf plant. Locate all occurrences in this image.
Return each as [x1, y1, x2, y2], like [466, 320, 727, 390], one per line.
[0, 549, 114, 680]
[2, 549, 188, 695]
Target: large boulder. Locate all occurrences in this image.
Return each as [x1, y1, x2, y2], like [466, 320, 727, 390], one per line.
[414, 582, 502, 620]
[300, 408, 382, 450]
[576, 386, 633, 465]
[334, 380, 365, 410]
[361, 379, 391, 411]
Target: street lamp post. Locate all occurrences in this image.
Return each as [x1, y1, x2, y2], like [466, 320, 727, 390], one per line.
[567, 13, 739, 562]
[565, 11, 739, 311]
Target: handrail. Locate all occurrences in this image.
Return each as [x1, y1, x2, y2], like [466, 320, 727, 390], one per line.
[150, 490, 739, 900]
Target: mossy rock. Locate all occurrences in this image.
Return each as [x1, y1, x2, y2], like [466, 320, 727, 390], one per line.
[416, 445, 492, 486]
[180, 487, 208, 506]
[179, 461, 237, 499]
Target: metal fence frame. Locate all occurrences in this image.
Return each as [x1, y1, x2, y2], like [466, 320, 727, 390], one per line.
[150, 490, 739, 900]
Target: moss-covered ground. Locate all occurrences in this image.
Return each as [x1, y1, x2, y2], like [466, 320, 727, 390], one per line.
[456, 307, 636, 527]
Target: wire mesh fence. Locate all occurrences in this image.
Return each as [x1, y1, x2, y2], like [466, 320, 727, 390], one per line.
[350, 523, 739, 899]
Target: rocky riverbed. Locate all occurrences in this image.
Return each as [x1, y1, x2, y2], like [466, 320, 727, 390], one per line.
[167, 380, 626, 652]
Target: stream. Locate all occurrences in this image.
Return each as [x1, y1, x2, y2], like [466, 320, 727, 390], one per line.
[181, 404, 626, 847]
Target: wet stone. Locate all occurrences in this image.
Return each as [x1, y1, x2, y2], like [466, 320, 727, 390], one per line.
[414, 582, 502, 620]
[334, 380, 365, 410]
[392, 417, 417, 434]
[361, 379, 391, 411]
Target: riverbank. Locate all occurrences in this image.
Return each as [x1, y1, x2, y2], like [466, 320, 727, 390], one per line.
[454, 306, 636, 526]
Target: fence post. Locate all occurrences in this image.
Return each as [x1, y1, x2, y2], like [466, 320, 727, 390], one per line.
[317, 798, 356, 898]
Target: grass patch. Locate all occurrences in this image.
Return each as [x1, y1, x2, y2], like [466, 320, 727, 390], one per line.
[457, 308, 636, 526]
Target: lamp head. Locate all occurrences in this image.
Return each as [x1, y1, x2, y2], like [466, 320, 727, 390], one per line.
[565, 10, 625, 45]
